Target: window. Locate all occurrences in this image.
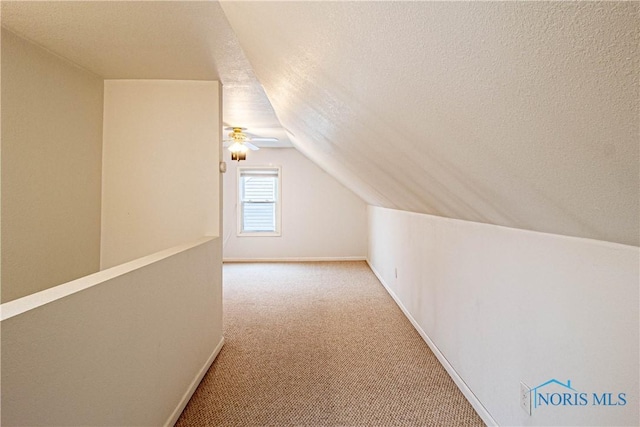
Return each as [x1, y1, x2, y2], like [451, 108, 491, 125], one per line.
[238, 166, 281, 236]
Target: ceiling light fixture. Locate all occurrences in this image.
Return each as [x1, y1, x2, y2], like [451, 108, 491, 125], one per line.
[226, 127, 252, 162]
[228, 140, 248, 161]
[223, 127, 278, 162]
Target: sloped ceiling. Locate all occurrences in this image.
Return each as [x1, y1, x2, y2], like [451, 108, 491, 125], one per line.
[221, 1, 639, 246]
[0, 0, 291, 146]
[2, 1, 637, 246]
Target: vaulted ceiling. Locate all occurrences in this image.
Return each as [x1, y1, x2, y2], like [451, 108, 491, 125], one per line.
[1, 0, 292, 147]
[221, 1, 639, 246]
[2, 1, 638, 246]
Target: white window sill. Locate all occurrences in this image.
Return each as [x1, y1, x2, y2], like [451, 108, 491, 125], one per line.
[237, 231, 281, 237]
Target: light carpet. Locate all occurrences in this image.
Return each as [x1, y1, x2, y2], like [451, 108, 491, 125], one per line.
[176, 261, 483, 426]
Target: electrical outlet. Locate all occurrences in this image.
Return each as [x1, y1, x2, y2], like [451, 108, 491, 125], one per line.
[520, 382, 531, 415]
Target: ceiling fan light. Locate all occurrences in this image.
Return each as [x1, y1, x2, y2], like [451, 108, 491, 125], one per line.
[231, 151, 246, 161]
[228, 141, 248, 154]
[228, 141, 249, 161]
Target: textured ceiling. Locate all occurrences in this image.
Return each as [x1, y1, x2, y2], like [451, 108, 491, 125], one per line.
[221, 1, 639, 246]
[2, 1, 637, 245]
[0, 0, 291, 147]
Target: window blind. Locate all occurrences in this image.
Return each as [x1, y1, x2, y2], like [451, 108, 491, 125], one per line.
[240, 169, 279, 233]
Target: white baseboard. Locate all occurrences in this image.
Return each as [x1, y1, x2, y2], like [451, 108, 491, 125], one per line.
[164, 337, 225, 427]
[223, 256, 366, 263]
[366, 260, 498, 427]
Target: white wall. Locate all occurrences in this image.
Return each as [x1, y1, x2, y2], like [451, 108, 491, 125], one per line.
[101, 80, 220, 269]
[1, 237, 223, 427]
[368, 206, 639, 427]
[223, 148, 367, 260]
[1, 28, 104, 302]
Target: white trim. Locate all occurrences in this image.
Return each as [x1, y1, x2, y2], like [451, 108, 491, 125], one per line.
[164, 337, 225, 427]
[223, 256, 366, 263]
[1, 236, 217, 321]
[366, 259, 498, 427]
[237, 165, 282, 237]
[237, 231, 281, 237]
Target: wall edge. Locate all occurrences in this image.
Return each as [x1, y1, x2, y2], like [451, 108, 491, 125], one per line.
[366, 259, 498, 427]
[164, 336, 225, 427]
[223, 256, 366, 263]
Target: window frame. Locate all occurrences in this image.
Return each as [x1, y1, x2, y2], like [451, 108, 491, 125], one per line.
[237, 165, 282, 237]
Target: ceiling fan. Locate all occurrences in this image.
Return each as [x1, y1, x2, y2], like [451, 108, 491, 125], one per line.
[223, 127, 278, 161]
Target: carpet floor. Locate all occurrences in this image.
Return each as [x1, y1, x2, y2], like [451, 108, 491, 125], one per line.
[176, 261, 483, 426]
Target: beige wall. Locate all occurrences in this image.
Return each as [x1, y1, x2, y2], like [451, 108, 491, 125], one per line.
[101, 80, 220, 269]
[1, 237, 223, 426]
[368, 206, 639, 426]
[223, 148, 367, 260]
[1, 28, 104, 303]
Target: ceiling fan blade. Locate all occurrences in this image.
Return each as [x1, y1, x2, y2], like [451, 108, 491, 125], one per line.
[245, 142, 260, 151]
[243, 131, 278, 141]
[247, 137, 279, 142]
